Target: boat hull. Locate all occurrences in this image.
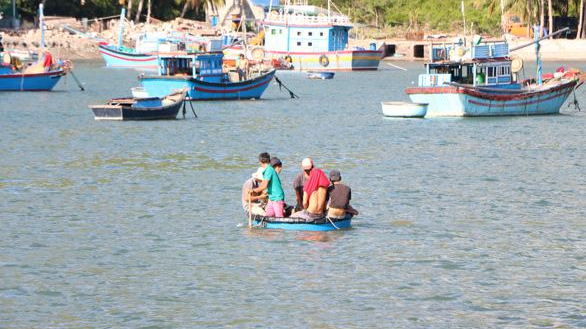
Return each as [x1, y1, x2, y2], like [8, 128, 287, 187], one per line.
[250, 214, 352, 231]
[381, 101, 427, 118]
[98, 44, 158, 69]
[140, 70, 276, 100]
[0, 69, 64, 91]
[265, 50, 382, 71]
[405, 79, 578, 117]
[89, 91, 186, 121]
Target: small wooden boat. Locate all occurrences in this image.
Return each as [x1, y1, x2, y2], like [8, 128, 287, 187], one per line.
[89, 89, 187, 121]
[307, 71, 335, 79]
[249, 213, 352, 231]
[381, 101, 427, 118]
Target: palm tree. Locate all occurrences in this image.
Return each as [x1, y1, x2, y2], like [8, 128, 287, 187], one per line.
[547, 0, 555, 33]
[135, 0, 145, 22]
[181, 0, 224, 19]
[578, 0, 585, 38]
[127, 0, 133, 19]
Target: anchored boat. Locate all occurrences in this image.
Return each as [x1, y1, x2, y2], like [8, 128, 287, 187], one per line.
[405, 29, 583, 117]
[261, 0, 382, 71]
[89, 89, 187, 120]
[0, 53, 65, 91]
[381, 102, 427, 118]
[249, 213, 352, 231]
[139, 52, 276, 100]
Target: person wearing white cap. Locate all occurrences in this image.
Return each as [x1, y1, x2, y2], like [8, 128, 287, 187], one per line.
[292, 157, 313, 211]
[241, 167, 267, 216]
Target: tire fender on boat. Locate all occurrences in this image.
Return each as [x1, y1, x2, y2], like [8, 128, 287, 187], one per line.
[319, 54, 329, 67]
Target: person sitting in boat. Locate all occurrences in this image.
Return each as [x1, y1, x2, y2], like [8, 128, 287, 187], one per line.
[292, 157, 313, 211]
[236, 54, 249, 81]
[326, 169, 359, 219]
[248, 153, 285, 218]
[291, 165, 330, 221]
[42, 50, 54, 72]
[242, 167, 267, 216]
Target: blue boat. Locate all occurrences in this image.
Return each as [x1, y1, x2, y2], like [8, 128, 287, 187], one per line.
[139, 52, 276, 100]
[404, 29, 583, 117]
[250, 213, 352, 231]
[0, 62, 64, 91]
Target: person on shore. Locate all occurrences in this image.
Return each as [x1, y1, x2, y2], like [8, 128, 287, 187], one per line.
[326, 169, 359, 219]
[249, 153, 285, 218]
[242, 167, 267, 216]
[292, 157, 313, 211]
[237, 54, 249, 81]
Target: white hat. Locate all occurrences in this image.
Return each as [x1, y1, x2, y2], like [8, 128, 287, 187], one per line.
[301, 158, 314, 170]
[251, 167, 264, 180]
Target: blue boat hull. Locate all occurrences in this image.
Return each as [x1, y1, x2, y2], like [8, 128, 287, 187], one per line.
[0, 69, 64, 91]
[406, 79, 578, 117]
[250, 214, 352, 231]
[140, 70, 276, 100]
[98, 44, 158, 69]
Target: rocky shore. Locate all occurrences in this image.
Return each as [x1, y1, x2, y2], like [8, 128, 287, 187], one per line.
[3, 17, 586, 62]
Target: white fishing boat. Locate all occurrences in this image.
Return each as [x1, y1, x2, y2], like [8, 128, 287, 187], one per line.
[381, 102, 427, 118]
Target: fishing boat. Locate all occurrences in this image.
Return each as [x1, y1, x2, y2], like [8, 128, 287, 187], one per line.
[99, 9, 219, 69]
[307, 71, 335, 79]
[405, 29, 583, 117]
[88, 89, 187, 121]
[249, 213, 352, 231]
[0, 53, 65, 91]
[139, 52, 276, 100]
[261, 0, 383, 71]
[381, 101, 427, 118]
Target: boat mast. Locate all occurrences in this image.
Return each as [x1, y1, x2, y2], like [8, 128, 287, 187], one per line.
[533, 26, 542, 86]
[118, 8, 126, 50]
[39, 3, 45, 49]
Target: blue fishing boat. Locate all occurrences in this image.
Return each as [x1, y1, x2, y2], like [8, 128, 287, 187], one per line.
[404, 28, 583, 117]
[0, 57, 64, 91]
[139, 52, 276, 100]
[262, 0, 382, 71]
[250, 213, 352, 231]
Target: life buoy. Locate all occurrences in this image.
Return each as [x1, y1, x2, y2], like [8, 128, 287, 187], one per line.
[319, 54, 329, 67]
[284, 55, 292, 63]
[250, 47, 265, 61]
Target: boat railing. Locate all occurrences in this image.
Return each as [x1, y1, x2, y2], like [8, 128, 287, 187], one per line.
[418, 74, 452, 87]
[265, 11, 350, 25]
[430, 40, 509, 62]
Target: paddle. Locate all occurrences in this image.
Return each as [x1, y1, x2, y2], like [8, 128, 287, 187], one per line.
[248, 194, 252, 228]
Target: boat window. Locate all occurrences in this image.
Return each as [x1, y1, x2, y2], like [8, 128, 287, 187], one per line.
[297, 31, 301, 36]
[320, 32, 323, 36]
[297, 41, 301, 46]
[308, 32, 313, 36]
[272, 29, 276, 35]
[308, 42, 313, 46]
[280, 29, 283, 34]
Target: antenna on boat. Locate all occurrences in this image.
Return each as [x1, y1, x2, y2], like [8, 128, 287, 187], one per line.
[39, 3, 45, 49]
[533, 26, 542, 86]
[118, 8, 126, 50]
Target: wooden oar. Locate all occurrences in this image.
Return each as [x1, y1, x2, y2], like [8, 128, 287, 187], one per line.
[248, 194, 252, 228]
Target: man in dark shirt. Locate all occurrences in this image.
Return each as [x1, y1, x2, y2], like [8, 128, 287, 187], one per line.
[326, 169, 359, 219]
[292, 157, 313, 211]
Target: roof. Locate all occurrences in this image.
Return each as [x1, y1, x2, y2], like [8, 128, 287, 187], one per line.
[249, 0, 278, 7]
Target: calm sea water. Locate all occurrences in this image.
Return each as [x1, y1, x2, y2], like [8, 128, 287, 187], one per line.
[1, 60, 586, 328]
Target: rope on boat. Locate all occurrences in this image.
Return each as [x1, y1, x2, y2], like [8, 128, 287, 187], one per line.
[326, 217, 341, 230]
[570, 87, 581, 112]
[274, 76, 299, 99]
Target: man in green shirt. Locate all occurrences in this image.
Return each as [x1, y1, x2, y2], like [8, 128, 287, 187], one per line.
[250, 153, 285, 217]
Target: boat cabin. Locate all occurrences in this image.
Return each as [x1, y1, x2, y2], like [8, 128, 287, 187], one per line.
[418, 40, 518, 89]
[263, 2, 352, 53]
[157, 53, 225, 83]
